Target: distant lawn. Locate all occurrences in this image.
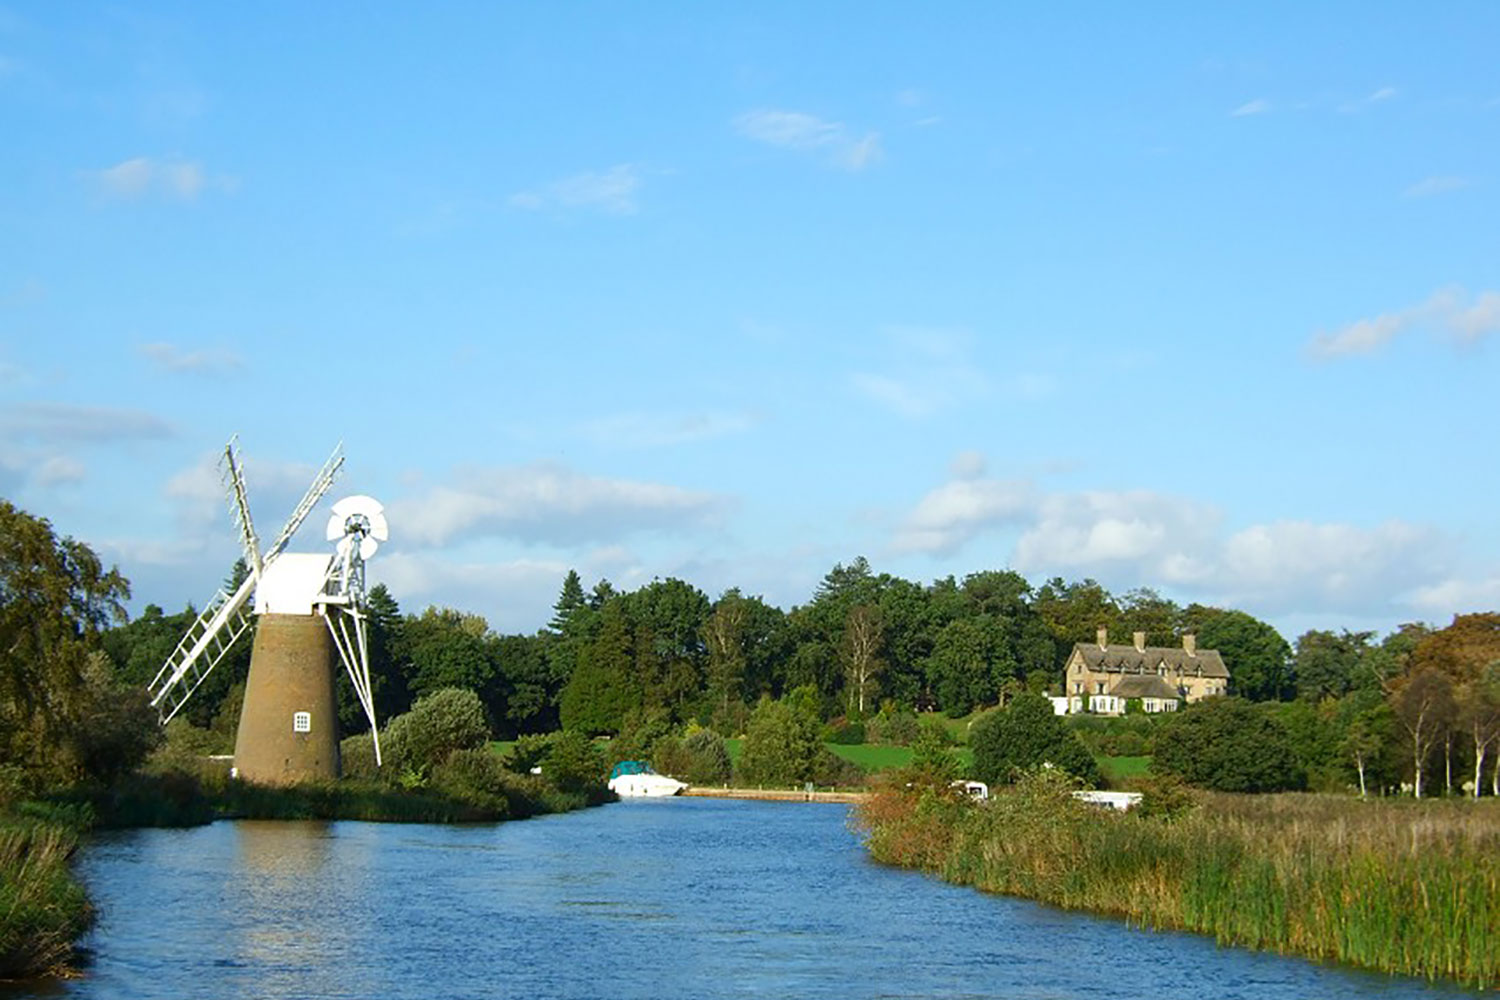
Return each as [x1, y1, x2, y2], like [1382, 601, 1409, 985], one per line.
[1099, 755, 1152, 781]
[489, 741, 515, 757]
[917, 710, 980, 743]
[828, 744, 912, 771]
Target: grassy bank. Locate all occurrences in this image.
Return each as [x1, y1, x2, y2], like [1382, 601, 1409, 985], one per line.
[857, 774, 1500, 988]
[0, 820, 93, 980]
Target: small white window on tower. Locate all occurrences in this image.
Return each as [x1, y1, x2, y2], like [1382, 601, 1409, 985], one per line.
[293, 711, 311, 733]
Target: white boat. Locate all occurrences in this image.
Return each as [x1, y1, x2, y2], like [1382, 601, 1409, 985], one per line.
[608, 761, 687, 798]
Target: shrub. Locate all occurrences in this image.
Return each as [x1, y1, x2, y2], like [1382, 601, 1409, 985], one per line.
[382, 687, 490, 781]
[1129, 773, 1198, 821]
[737, 696, 820, 787]
[430, 747, 512, 817]
[1153, 697, 1304, 793]
[648, 733, 692, 777]
[813, 749, 866, 788]
[970, 693, 1100, 787]
[504, 732, 556, 774]
[340, 732, 380, 780]
[542, 730, 606, 793]
[867, 710, 920, 746]
[681, 728, 732, 785]
[825, 719, 866, 745]
[908, 718, 959, 785]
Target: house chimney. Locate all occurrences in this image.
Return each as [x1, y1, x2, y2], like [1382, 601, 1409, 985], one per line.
[1133, 631, 1146, 652]
[1183, 633, 1197, 657]
[1096, 626, 1108, 649]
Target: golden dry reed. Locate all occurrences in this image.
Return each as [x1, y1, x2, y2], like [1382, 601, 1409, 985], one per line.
[856, 774, 1500, 988]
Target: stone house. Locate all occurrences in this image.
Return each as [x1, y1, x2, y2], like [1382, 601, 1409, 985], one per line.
[1063, 628, 1229, 715]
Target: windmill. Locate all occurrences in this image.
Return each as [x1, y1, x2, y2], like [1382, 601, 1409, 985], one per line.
[147, 437, 389, 784]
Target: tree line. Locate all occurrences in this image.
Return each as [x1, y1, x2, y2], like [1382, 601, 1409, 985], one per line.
[8, 491, 1498, 799]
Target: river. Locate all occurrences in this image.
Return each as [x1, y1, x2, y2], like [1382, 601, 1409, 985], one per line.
[5, 798, 1480, 999]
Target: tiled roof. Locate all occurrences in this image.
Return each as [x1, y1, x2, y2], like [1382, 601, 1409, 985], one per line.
[1110, 674, 1181, 700]
[1072, 643, 1230, 679]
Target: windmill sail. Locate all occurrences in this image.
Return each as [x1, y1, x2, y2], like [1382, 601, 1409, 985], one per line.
[148, 577, 256, 722]
[148, 440, 344, 725]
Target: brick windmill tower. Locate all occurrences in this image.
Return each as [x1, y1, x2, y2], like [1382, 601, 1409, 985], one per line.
[147, 438, 388, 785]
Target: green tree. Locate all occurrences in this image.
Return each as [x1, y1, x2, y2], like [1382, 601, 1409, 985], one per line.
[1183, 605, 1292, 701]
[1116, 587, 1181, 647]
[1294, 629, 1373, 702]
[1033, 578, 1120, 667]
[403, 606, 498, 703]
[558, 600, 639, 734]
[492, 632, 555, 734]
[907, 717, 958, 785]
[875, 575, 936, 708]
[737, 695, 821, 786]
[0, 501, 143, 788]
[1340, 695, 1398, 797]
[1153, 697, 1303, 792]
[840, 603, 884, 716]
[1461, 665, 1500, 799]
[928, 616, 1007, 716]
[703, 589, 750, 714]
[1392, 667, 1457, 798]
[625, 578, 710, 719]
[549, 570, 587, 633]
[969, 692, 1099, 786]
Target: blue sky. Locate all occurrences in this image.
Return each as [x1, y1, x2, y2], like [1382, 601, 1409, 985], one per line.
[2, 4, 1497, 642]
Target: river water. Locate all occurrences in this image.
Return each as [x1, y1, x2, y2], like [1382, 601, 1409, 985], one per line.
[6, 798, 1481, 999]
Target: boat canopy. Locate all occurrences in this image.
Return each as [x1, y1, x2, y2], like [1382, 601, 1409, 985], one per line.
[609, 761, 658, 780]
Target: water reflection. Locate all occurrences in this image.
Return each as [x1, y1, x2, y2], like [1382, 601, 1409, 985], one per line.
[21, 802, 1487, 1000]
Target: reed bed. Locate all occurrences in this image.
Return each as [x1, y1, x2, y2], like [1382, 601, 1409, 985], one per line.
[0, 821, 93, 980]
[856, 775, 1500, 988]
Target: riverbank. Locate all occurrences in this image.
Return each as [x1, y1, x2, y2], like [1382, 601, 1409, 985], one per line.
[855, 773, 1500, 989]
[683, 786, 868, 803]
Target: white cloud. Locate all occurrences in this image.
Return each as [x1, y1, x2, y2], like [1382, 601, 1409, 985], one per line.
[165, 449, 334, 534]
[850, 373, 932, 417]
[82, 156, 234, 202]
[1449, 291, 1500, 343]
[0, 402, 172, 442]
[851, 327, 988, 417]
[734, 109, 883, 171]
[138, 341, 244, 375]
[579, 411, 757, 448]
[390, 463, 727, 549]
[950, 450, 987, 480]
[891, 455, 1449, 619]
[1220, 520, 1438, 612]
[1230, 98, 1270, 117]
[1013, 491, 1220, 578]
[1404, 175, 1470, 198]
[1405, 576, 1500, 616]
[1307, 286, 1500, 358]
[1340, 86, 1398, 113]
[372, 551, 572, 632]
[893, 476, 1034, 554]
[35, 455, 85, 487]
[509, 164, 641, 215]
